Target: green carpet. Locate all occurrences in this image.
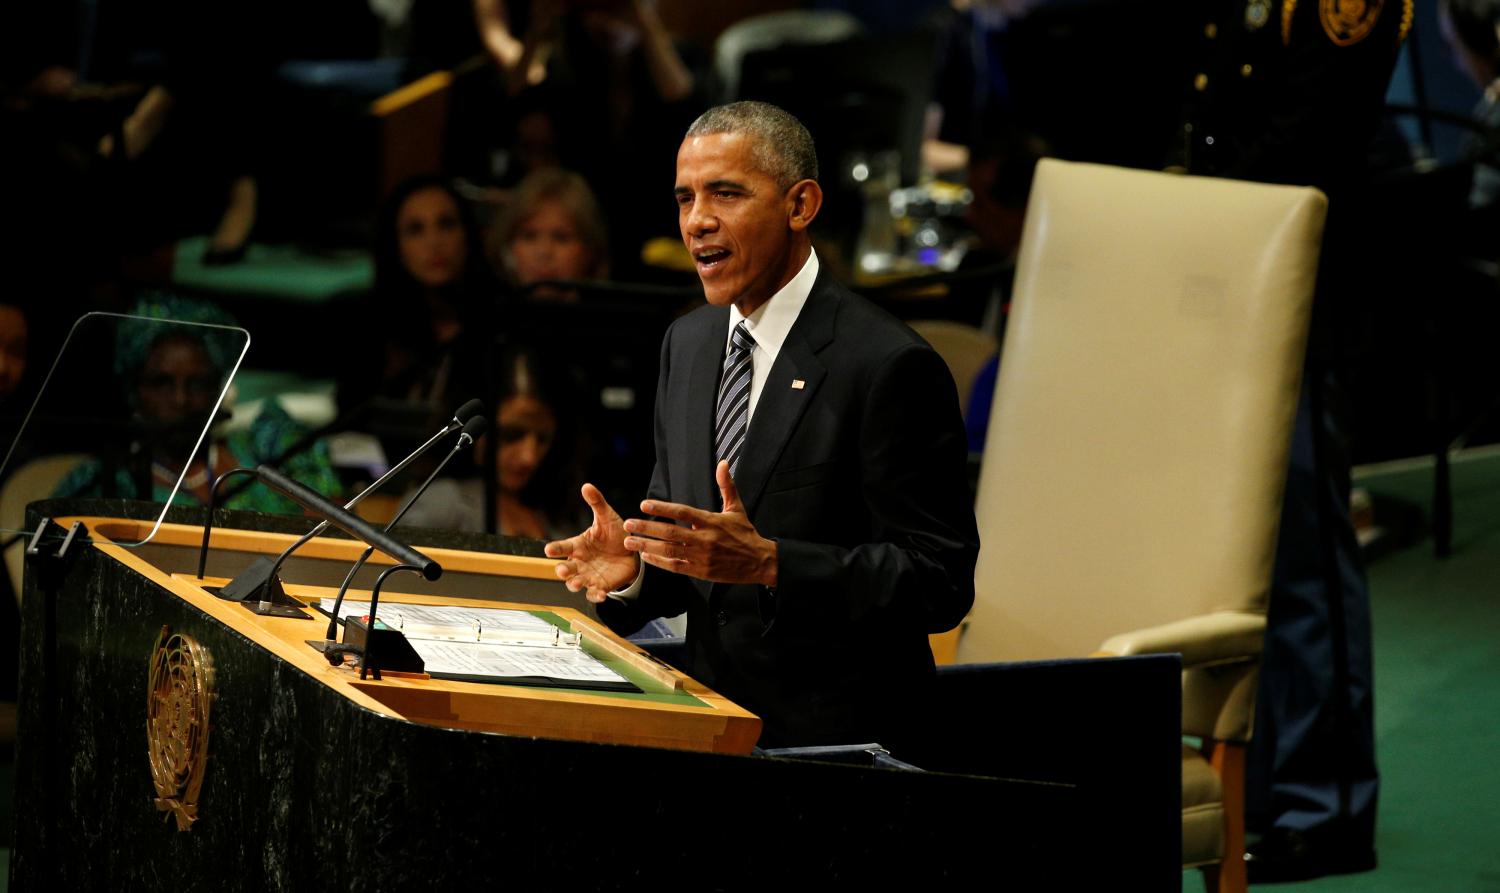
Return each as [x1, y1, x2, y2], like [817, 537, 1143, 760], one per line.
[1185, 448, 1500, 891]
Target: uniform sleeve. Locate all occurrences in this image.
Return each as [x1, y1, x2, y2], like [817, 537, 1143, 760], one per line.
[1229, 4, 1404, 187]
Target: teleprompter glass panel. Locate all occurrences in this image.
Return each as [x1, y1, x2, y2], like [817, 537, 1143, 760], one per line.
[0, 311, 250, 550]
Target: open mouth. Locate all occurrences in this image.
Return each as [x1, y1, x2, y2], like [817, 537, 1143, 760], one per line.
[694, 248, 731, 270]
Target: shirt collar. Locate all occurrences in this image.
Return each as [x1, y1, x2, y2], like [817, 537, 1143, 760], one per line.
[728, 248, 819, 358]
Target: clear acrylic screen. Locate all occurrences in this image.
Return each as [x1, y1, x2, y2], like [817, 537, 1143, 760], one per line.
[0, 311, 250, 550]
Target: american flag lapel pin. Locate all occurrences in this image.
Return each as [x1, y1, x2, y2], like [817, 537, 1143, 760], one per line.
[791, 379, 805, 390]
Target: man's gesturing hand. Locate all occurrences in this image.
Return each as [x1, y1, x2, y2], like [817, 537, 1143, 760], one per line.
[544, 483, 639, 604]
[622, 460, 778, 587]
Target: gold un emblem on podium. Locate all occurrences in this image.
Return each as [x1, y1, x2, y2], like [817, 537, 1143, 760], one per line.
[147, 627, 214, 831]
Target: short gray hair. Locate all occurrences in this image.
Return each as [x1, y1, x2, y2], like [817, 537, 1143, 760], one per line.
[685, 101, 818, 190]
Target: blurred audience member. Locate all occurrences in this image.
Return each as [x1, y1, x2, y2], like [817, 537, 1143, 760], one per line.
[953, 126, 1045, 452]
[478, 0, 702, 274]
[84, 5, 272, 265]
[1439, 0, 1500, 211]
[53, 294, 341, 512]
[475, 0, 692, 103]
[0, 303, 29, 403]
[402, 347, 583, 537]
[963, 127, 1043, 266]
[0, 301, 36, 456]
[0, 301, 30, 705]
[342, 175, 499, 418]
[1, 6, 169, 295]
[473, 0, 539, 90]
[493, 168, 610, 299]
[924, 0, 1039, 175]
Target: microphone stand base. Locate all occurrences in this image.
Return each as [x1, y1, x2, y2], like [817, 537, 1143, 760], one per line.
[219, 555, 311, 618]
[218, 556, 295, 603]
[242, 600, 312, 619]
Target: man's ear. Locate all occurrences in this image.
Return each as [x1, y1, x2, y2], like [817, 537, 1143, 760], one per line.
[786, 180, 823, 232]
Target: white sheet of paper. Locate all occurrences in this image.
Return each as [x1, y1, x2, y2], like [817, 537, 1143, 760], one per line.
[322, 599, 557, 634]
[414, 639, 628, 684]
[320, 599, 627, 686]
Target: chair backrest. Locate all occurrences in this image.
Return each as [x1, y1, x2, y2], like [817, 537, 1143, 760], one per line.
[713, 10, 862, 101]
[2, 453, 87, 604]
[957, 160, 1326, 663]
[729, 25, 935, 186]
[907, 320, 998, 425]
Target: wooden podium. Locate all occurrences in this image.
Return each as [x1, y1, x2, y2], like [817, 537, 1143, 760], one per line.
[90, 514, 761, 755]
[10, 499, 1182, 889]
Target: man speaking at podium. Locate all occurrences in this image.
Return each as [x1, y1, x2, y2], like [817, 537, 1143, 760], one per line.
[545, 102, 979, 749]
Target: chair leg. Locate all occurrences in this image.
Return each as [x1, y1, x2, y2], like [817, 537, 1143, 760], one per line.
[1197, 740, 1247, 893]
[1200, 862, 1221, 892]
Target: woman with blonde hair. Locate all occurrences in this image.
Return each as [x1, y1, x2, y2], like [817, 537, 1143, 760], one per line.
[492, 169, 610, 300]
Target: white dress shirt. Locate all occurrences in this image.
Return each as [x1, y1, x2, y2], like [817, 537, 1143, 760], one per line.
[725, 248, 819, 425]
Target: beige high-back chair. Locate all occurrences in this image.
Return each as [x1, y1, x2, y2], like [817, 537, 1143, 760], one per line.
[956, 160, 1326, 893]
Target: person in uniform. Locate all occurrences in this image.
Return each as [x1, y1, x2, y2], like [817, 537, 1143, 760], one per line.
[1173, 0, 1411, 882]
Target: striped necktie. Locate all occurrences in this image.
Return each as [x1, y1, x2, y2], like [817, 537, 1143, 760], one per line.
[714, 322, 756, 475]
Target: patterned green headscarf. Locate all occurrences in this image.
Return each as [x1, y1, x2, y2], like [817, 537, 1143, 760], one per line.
[112, 292, 244, 384]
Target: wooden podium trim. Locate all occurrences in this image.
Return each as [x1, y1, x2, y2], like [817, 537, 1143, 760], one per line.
[92, 518, 560, 580]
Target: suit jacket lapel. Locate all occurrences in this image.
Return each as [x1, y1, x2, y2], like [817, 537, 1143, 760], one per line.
[734, 277, 838, 518]
[684, 311, 728, 512]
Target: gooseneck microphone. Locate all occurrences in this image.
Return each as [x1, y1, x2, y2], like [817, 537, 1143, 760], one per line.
[241, 464, 442, 617]
[322, 414, 489, 645]
[201, 398, 482, 603]
[196, 467, 258, 581]
[338, 563, 427, 680]
[254, 465, 442, 580]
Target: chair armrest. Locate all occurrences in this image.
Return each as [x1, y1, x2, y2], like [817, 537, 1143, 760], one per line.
[1097, 611, 1264, 669]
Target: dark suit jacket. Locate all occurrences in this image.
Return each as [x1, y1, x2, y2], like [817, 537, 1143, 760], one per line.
[599, 272, 979, 748]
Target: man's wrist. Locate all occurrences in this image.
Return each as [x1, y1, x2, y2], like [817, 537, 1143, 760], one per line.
[608, 556, 646, 601]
